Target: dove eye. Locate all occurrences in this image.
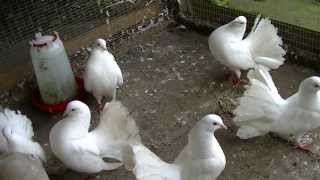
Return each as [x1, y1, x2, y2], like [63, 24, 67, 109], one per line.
[314, 84, 320, 88]
[71, 108, 76, 111]
[30, 154, 37, 160]
[213, 122, 218, 126]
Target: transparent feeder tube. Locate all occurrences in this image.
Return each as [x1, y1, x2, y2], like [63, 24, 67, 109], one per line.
[30, 32, 77, 104]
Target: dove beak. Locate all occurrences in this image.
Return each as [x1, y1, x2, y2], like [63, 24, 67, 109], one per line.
[62, 110, 68, 117]
[220, 124, 228, 130]
[1, 128, 5, 137]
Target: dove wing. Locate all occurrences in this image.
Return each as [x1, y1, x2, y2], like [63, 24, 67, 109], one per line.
[174, 145, 189, 164]
[109, 55, 123, 87]
[71, 133, 100, 156]
[222, 41, 255, 70]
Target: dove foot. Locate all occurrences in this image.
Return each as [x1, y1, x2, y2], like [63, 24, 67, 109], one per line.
[84, 175, 96, 180]
[232, 79, 248, 88]
[295, 143, 312, 152]
[294, 134, 313, 152]
[232, 78, 241, 87]
[96, 103, 103, 112]
[227, 72, 247, 87]
[227, 73, 239, 86]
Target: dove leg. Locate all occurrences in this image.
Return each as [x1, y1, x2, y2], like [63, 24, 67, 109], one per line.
[230, 70, 241, 86]
[95, 97, 103, 112]
[231, 70, 249, 87]
[84, 175, 96, 180]
[226, 72, 237, 83]
[112, 88, 117, 101]
[234, 70, 241, 79]
[224, 71, 233, 80]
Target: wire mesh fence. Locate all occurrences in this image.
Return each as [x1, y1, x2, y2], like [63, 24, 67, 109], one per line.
[0, 0, 164, 62]
[178, 0, 320, 64]
[1, 0, 144, 45]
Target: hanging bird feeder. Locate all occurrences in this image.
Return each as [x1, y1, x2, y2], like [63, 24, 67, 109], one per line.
[30, 32, 84, 113]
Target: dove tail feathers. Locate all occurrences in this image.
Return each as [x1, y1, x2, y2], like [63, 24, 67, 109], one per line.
[122, 144, 176, 180]
[0, 108, 34, 141]
[236, 126, 268, 139]
[245, 15, 286, 70]
[102, 162, 123, 171]
[254, 57, 284, 70]
[233, 67, 284, 138]
[0, 109, 46, 161]
[99, 101, 141, 144]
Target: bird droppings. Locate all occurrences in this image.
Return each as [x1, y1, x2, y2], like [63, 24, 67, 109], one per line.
[1, 20, 320, 179]
[199, 55, 205, 60]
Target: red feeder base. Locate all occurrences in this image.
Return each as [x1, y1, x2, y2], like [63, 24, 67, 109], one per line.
[32, 76, 85, 113]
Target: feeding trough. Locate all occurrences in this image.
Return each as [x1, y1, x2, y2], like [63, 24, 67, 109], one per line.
[30, 32, 84, 113]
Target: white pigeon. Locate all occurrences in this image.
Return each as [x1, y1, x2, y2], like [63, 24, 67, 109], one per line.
[123, 114, 227, 180]
[0, 153, 49, 180]
[208, 15, 286, 84]
[49, 100, 140, 174]
[84, 38, 123, 110]
[0, 108, 46, 162]
[233, 66, 320, 149]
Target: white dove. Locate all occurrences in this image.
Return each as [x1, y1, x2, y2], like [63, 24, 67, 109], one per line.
[233, 66, 320, 150]
[0, 153, 49, 180]
[49, 100, 140, 176]
[84, 38, 123, 111]
[123, 114, 227, 180]
[0, 108, 46, 162]
[208, 15, 286, 86]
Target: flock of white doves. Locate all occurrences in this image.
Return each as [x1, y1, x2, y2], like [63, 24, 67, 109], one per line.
[1, 15, 320, 180]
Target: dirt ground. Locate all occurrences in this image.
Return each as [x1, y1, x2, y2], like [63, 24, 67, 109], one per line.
[2, 20, 320, 180]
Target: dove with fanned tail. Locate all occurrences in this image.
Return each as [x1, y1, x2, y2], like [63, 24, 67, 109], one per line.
[208, 15, 286, 86]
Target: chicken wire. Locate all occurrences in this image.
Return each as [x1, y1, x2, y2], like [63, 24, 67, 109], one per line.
[0, 0, 165, 62]
[178, 0, 320, 66]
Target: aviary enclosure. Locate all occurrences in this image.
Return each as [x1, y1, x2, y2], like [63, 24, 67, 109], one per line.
[0, 0, 320, 179]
